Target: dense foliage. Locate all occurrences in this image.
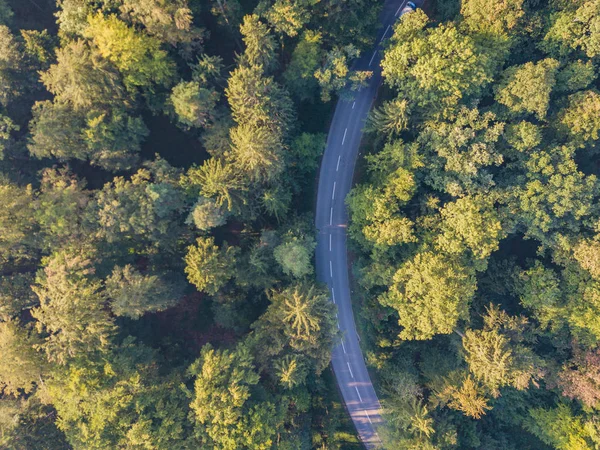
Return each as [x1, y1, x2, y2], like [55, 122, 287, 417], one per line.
[350, 0, 600, 448]
[0, 0, 381, 448]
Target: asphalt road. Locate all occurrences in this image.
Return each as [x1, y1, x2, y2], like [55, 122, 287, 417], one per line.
[315, 0, 413, 448]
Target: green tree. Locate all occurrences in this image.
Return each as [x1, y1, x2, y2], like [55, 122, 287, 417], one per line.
[436, 195, 505, 264]
[40, 39, 127, 110]
[188, 343, 281, 449]
[557, 90, 600, 147]
[106, 265, 183, 319]
[541, 0, 600, 58]
[0, 177, 37, 266]
[85, 14, 175, 91]
[495, 59, 560, 119]
[186, 197, 227, 231]
[168, 80, 218, 129]
[510, 145, 598, 242]
[417, 107, 504, 197]
[184, 237, 238, 294]
[183, 158, 245, 212]
[251, 283, 337, 374]
[381, 252, 477, 340]
[31, 247, 116, 365]
[314, 45, 371, 102]
[46, 339, 195, 449]
[229, 124, 284, 183]
[283, 30, 322, 101]
[93, 161, 186, 247]
[264, 0, 311, 38]
[273, 234, 315, 278]
[382, 11, 497, 114]
[461, 0, 525, 35]
[118, 0, 199, 46]
[526, 404, 594, 450]
[239, 14, 277, 72]
[0, 274, 37, 321]
[34, 167, 90, 250]
[0, 320, 44, 396]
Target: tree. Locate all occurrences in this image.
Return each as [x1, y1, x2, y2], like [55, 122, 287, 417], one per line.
[183, 159, 245, 212]
[168, 81, 218, 130]
[264, 0, 310, 38]
[118, 0, 200, 46]
[188, 344, 281, 449]
[283, 30, 322, 101]
[84, 14, 175, 91]
[541, 0, 600, 58]
[184, 237, 238, 294]
[28, 100, 87, 161]
[31, 247, 116, 364]
[0, 26, 26, 106]
[226, 64, 294, 135]
[463, 329, 514, 395]
[0, 320, 44, 396]
[417, 107, 504, 197]
[558, 346, 600, 408]
[555, 60, 596, 94]
[436, 373, 491, 419]
[34, 168, 90, 251]
[436, 195, 505, 264]
[28, 101, 148, 170]
[365, 98, 410, 139]
[273, 355, 307, 389]
[0, 114, 18, 160]
[526, 404, 594, 450]
[0, 274, 37, 321]
[239, 14, 277, 72]
[0, 0, 12, 25]
[93, 161, 186, 247]
[273, 234, 315, 278]
[461, 0, 525, 36]
[229, 124, 284, 183]
[251, 283, 337, 374]
[495, 59, 560, 119]
[0, 176, 38, 266]
[517, 261, 563, 330]
[557, 90, 600, 147]
[314, 45, 371, 102]
[381, 252, 477, 340]
[510, 145, 598, 242]
[46, 339, 196, 449]
[382, 11, 497, 114]
[186, 197, 227, 231]
[41, 39, 127, 110]
[106, 265, 183, 319]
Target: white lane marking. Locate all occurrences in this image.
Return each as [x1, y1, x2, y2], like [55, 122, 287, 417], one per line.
[365, 410, 373, 425]
[395, 3, 403, 15]
[355, 386, 363, 402]
[329, 260, 333, 278]
[341, 339, 346, 353]
[352, 101, 356, 109]
[329, 234, 332, 251]
[329, 207, 333, 225]
[342, 128, 348, 145]
[331, 287, 336, 303]
[381, 25, 391, 41]
[347, 362, 354, 379]
[337, 321, 340, 329]
[336, 155, 341, 171]
[332, 181, 336, 200]
[369, 50, 377, 67]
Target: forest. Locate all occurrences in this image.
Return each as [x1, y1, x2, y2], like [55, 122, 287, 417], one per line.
[0, 0, 381, 448]
[350, 0, 600, 448]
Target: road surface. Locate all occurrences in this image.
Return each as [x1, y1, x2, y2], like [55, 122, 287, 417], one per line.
[315, 0, 412, 448]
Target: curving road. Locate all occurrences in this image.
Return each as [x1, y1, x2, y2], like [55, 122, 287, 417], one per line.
[315, 0, 415, 448]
